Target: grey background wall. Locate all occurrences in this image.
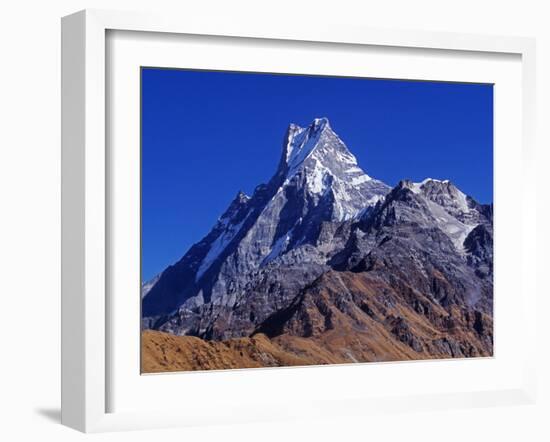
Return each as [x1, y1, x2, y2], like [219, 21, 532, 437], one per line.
[0, 1, 547, 440]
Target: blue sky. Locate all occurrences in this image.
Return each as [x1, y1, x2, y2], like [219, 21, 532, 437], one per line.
[142, 68, 493, 281]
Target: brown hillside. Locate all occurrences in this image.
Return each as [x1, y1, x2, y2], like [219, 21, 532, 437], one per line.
[142, 271, 492, 373]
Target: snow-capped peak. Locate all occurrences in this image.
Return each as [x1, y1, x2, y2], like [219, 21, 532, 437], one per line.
[280, 118, 364, 180]
[276, 118, 390, 221]
[387, 179, 489, 255]
[408, 178, 469, 211]
[283, 117, 333, 169]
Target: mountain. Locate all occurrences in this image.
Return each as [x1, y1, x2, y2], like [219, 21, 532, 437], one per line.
[142, 118, 389, 321]
[331, 178, 493, 311]
[142, 118, 493, 370]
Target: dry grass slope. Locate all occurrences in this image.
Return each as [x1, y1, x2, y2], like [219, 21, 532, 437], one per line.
[142, 330, 315, 372]
[142, 271, 492, 373]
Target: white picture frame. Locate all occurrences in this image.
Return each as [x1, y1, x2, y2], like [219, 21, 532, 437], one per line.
[61, 9, 537, 433]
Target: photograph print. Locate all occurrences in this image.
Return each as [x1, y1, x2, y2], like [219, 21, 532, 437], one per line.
[140, 69, 493, 373]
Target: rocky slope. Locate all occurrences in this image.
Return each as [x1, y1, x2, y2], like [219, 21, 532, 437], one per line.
[143, 271, 492, 372]
[142, 118, 493, 371]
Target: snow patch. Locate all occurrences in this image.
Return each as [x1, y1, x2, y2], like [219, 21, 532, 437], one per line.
[196, 211, 251, 281]
[455, 189, 470, 213]
[366, 194, 383, 205]
[425, 199, 476, 253]
[414, 178, 470, 214]
[334, 149, 358, 165]
[410, 182, 423, 194]
[350, 174, 372, 186]
[286, 122, 327, 174]
[306, 160, 330, 194]
[141, 273, 161, 299]
[262, 228, 294, 265]
[420, 178, 450, 185]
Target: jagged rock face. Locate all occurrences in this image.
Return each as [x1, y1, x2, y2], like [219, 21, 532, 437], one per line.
[254, 271, 493, 359]
[142, 118, 493, 360]
[464, 223, 493, 278]
[331, 179, 493, 314]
